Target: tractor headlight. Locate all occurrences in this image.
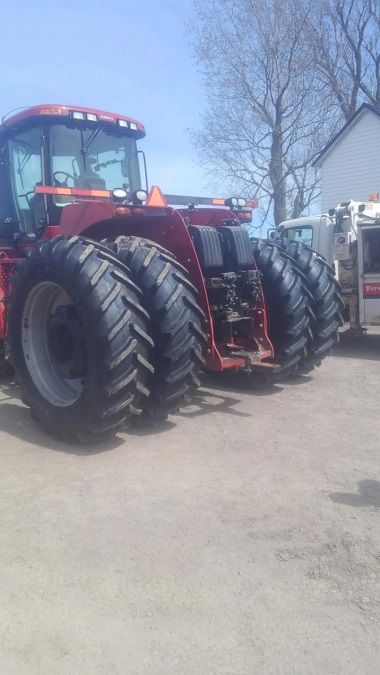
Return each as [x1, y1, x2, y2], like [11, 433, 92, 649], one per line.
[129, 190, 148, 203]
[112, 188, 128, 201]
[225, 197, 239, 208]
[86, 113, 98, 122]
[117, 119, 129, 128]
[237, 198, 247, 207]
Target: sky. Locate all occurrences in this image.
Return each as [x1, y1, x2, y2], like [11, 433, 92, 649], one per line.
[0, 0, 214, 196]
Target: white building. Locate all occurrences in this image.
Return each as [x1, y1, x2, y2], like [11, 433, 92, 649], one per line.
[313, 104, 380, 212]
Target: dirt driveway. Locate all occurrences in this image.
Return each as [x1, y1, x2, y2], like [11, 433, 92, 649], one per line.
[1, 333, 380, 674]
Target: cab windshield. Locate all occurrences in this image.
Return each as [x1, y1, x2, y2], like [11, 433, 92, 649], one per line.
[284, 226, 313, 248]
[49, 124, 141, 201]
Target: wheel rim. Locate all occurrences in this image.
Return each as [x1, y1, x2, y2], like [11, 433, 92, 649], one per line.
[22, 282, 87, 406]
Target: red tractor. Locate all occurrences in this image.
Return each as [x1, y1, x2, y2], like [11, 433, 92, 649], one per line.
[0, 104, 342, 442]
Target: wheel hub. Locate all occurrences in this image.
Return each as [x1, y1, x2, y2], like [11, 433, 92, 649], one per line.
[22, 281, 86, 407]
[48, 306, 87, 379]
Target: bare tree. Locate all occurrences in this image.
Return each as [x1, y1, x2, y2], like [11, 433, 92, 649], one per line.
[187, 0, 333, 227]
[311, 0, 380, 121]
[187, 0, 380, 228]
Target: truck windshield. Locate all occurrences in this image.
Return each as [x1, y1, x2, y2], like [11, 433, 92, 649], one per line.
[49, 124, 141, 203]
[284, 226, 313, 247]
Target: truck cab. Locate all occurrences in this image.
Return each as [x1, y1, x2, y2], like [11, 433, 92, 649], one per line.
[276, 200, 380, 329]
[276, 214, 335, 266]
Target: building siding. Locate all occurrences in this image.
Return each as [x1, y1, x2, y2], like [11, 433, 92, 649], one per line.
[320, 111, 380, 212]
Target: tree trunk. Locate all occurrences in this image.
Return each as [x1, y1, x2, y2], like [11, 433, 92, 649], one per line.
[270, 127, 287, 226]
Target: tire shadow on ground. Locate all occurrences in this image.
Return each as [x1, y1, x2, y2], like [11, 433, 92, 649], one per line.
[129, 371, 285, 426]
[330, 479, 380, 508]
[0, 376, 256, 445]
[0, 400, 127, 455]
[177, 388, 252, 420]
[332, 332, 380, 362]
[203, 370, 318, 393]
[0, 369, 292, 448]
[0, 379, 126, 455]
[201, 371, 285, 394]
[279, 374, 314, 386]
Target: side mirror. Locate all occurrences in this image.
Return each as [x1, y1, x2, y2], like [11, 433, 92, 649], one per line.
[267, 228, 276, 239]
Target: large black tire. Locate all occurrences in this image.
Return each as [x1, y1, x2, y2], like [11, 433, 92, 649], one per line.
[251, 239, 312, 380]
[8, 236, 153, 443]
[274, 238, 344, 373]
[102, 236, 205, 422]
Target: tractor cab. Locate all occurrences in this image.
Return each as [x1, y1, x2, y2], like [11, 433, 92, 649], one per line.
[0, 104, 146, 240]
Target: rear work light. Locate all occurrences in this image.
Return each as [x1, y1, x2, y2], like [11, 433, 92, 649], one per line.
[69, 111, 98, 122]
[117, 119, 139, 131]
[225, 197, 247, 209]
[72, 111, 85, 120]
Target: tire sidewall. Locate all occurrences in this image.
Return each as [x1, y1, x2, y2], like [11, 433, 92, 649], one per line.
[9, 260, 104, 429]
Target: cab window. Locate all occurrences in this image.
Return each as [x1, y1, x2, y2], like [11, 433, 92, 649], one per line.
[284, 226, 313, 247]
[363, 229, 380, 273]
[8, 126, 43, 234]
[49, 124, 141, 208]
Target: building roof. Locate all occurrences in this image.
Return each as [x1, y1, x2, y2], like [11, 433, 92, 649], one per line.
[313, 103, 380, 168]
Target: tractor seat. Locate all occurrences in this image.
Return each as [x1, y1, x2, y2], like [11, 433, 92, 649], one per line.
[76, 174, 106, 190]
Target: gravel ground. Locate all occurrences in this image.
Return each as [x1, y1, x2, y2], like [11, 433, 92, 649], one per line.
[0, 332, 380, 674]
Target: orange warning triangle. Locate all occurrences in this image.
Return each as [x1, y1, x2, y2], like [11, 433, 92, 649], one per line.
[146, 185, 168, 207]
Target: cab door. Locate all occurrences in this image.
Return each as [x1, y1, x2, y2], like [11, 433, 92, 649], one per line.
[359, 225, 380, 325]
[7, 125, 44, 234]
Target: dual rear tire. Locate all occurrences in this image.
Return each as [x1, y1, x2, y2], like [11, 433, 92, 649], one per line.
[102, 237, 205, 424]
[252, 239, 312, 379]
[9, 236, 155, 442]
[273, 238, 343, 373]
[8, 235, 205, 442]
[252, 238, 342, 381]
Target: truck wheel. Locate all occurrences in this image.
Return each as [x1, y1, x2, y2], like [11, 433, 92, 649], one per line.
[274, 238, 344, 373]
[251, 239, 312, 380]
[8, 236, 153, 443]
[103, 236, 205, 422]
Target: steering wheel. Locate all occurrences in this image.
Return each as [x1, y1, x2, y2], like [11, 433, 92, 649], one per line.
[53, 171, 75, 187]
[18, 191, 36, 207]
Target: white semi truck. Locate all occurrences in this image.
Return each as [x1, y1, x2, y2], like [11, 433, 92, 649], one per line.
[275, 199, 380, 331]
